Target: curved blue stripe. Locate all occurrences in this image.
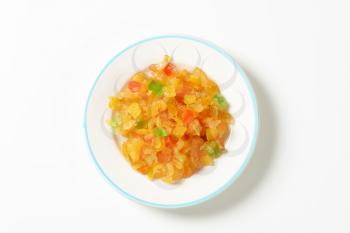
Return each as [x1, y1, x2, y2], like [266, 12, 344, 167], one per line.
[84, 34, 260, 208]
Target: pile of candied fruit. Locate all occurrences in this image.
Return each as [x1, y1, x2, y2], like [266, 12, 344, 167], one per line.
[108, 55, 233, 183]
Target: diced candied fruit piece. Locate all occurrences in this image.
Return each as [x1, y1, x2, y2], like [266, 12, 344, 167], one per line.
[122, 119, 136, 131]
[128, 81, 142, 92]
[163, 63, 175, 76]
[184, 95, 196, 105]
[173, 159, 184, 170]
[173, 125, 187, 138]
[207, 119, 221, 128]
[201, 154, 213, 166]
[213, 94, 228, 110]
[183, 162, 193, 177]
[172, 167, 184, 181]
[188, 119, 202, 136]
[174, 140, 185, 153]
[157, 148, 173, 164]
[190, 103, 204, 113]
[135, 119, 146, 129]
[162, 163, 175, 183]
[182, 109, 195, 124]
[153, 127, 168, 137]
[162, 55, 171, 65]
[175, 84, 191, 103]
[135, 128, 148, 135]
[121, 143, 129, 161]
[201, 95, 212, 106]
[167, 101, 177, 116]
[131, 72, 146, 81]
[217, 122, 230, 145]
[144, 154, 156, 166]
[163, 85, 176, 97]
[164, 135, 178, 147]
[149, 64, 158, 72]
[206, 141, 222, 158]
[188, 74, 201, 85]
[151, 100, 167, 117]
[155, 116, 162, 127]
[107, 113, 120, 130]
[177, 69, 190, 80]
[125, 138, 144, 162]
[189, 136, 204, 158]
[193, 67, 208, 82]
[148, 164, 165, 180]
[148, 80, 163, 96]
[108, 96, 120, 110]
[206, 128, 218, 140]
[127, 103, 141, 119]
[153, 137, 162, 149]
[137, 165, 150, 174]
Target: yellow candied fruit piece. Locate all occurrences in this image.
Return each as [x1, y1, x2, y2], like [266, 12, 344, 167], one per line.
[206, 128, 218, 140]
[151, 100, 167, 117]
[166, 163, 174, 176]
[177, 154, 187, 163]
[184, 95, 196, 105]
[143, 147, 153, 155]
[207, 119, 221, 128]
[162, 163, 175, 183]
[144, 154, 156, 166]
[173, 159, 184, 170]
[163, 55, 171, 63]
[153, 137, 162, 149]
[108, 96, 120, 110]
[201, 95, 212, 106]
[125, 138, 144, 162]
[177, 69, 190, 80]
[127, 103, 141, 119]
[173, 125, 187, 138]
[132, 161, 146, 170]
[206, 79, 219, 93]
[122, 119, 136, 131]
[121, 143, 130, 161]
[189, 119, 201, 136]
[201, 154, 213, 166]
[163, 85, 176, 97]
[155, 116, 162, 127]
[190, 103, 204, 113]
[173, 116, 184, 125]
[162, 177, 174, 183]
[173, 167, 184, 181]
[135, 128, 148, 135]
[158, 100, 167, 111]
[188, 74, 201, 85]
[174, 141, 185, 155]
[167, 103, 178, 116]
[147, 118, 156, 129]
[193, 67, 208, 81]
[148, 164, 165, 180]
[131, 72, 146, 82]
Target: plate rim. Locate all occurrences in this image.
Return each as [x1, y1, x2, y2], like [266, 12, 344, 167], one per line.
[83, 34, 260, 209]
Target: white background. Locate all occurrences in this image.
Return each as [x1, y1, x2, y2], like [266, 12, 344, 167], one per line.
[1, 0, 349, 232]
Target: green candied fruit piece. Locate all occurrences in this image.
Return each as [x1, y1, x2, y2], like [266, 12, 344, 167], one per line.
[148, 80, 163, 96]
[213, 94, 228, 110]
[153, 127, 168, 137]
[206, 141, 222, 158]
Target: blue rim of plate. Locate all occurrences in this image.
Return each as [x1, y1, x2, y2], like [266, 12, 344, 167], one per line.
[84, 34, 259, 209]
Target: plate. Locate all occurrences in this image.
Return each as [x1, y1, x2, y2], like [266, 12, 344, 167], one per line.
[84, 35, 259, 208]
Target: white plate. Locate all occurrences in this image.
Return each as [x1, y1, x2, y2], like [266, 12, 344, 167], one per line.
[84, 35, 259, 208]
